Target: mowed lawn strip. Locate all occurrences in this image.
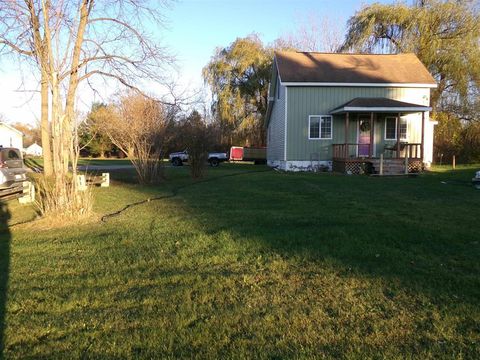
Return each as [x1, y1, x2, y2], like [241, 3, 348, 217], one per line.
[1, 163, 479, 358]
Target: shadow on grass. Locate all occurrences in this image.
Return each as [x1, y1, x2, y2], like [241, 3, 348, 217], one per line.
[23, 157, 44, 172]
[175, 166, 480, 307]
[0, 200, 11, 358]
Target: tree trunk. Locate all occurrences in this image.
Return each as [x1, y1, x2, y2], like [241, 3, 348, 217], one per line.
[40, 69, 53, 176]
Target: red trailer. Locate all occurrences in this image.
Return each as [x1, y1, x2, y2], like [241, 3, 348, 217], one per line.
[230, 146, 244, 161]
[229, 146, 266, 164]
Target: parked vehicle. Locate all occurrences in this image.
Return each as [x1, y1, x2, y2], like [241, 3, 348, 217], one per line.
[0, 147, 27, 189]
[229, 146, 267, 164]
[169, 150, 228, 167]
[473, 171, 480, 189]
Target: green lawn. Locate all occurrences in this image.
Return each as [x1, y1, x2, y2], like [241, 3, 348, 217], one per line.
[1, 164, 479, 358]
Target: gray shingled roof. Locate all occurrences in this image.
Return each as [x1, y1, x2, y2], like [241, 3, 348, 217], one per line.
[275, 52, 437, 85]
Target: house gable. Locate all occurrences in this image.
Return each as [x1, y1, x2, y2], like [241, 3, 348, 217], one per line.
[0, 122, 24, 149]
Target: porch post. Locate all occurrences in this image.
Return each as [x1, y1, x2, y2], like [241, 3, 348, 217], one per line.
[421, 111, 425, 162]
[396, 112, 401, 159]
[345, 112, 349, 158]
[369, 112, 374, 158]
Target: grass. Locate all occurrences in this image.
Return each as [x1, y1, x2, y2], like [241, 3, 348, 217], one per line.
[1, 163, 480, 358]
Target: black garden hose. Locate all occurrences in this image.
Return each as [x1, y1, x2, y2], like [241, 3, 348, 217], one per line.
[100, 167, 275, 222]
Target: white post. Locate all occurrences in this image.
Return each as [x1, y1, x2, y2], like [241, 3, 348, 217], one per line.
[101, 173, 110, 187]
[404, 149, 409, 174]
[379, 153, 384, 176]
[19, 181, 35, 204]
[77, 174, 87, 191]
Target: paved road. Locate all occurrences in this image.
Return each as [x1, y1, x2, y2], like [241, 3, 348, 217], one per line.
[76, 164, 135, 171]
[76, 164, 174, 171]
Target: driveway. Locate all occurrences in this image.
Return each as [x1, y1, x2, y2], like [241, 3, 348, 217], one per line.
[76, 164, 135, 171]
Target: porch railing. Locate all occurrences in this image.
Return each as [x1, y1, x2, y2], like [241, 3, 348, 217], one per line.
[333, 143, 423, 160]
[332, 143, 370, 160]
[407, 143, 422, 159]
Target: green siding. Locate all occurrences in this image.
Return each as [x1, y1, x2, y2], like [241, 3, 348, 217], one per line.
[266, 82, 286, 161]
[286, 87, 430, 161]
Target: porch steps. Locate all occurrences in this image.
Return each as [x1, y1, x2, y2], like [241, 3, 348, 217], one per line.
[370, 159, 410, 175]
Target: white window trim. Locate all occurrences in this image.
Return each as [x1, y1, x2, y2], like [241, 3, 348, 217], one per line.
[308, 115, 333, 140]
[384, 116, 408, 141]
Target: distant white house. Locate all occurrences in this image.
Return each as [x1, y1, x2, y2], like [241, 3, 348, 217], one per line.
[25, 142, 43, 156]
[0, 122, 23, 149]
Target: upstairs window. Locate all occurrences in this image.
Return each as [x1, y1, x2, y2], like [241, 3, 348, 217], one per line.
[309, 115, 333, 140]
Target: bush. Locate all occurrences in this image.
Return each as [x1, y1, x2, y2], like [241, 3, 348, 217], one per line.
[99, 93, 174, 184]
[181, 111, 216, 179]
[459, 122, 480, 163]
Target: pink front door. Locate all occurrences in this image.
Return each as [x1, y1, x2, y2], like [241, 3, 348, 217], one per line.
[358, 117, 371, 157]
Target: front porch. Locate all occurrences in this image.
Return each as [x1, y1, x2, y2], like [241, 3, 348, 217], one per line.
[329, 97, 431, 175]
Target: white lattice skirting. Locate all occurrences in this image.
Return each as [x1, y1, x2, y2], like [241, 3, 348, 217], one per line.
[267, 160, 332, 172]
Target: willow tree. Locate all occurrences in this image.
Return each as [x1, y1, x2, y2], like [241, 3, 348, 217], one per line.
[0, 0, 172, 216]
[341, 0, 480, 119]
[203, 35, 273, 147]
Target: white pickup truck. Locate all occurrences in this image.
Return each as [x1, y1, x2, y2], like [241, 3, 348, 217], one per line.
[169, 150, 228, 167]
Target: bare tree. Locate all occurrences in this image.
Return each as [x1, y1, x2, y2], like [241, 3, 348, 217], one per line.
[100, 93, 175, 184]
[0, 0, 173, 216]
[278, 15, 345, 52]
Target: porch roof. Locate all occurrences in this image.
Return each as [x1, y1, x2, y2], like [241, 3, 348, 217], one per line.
[330, 97, 432, 114]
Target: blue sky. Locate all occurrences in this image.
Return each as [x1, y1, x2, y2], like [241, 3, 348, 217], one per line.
[0, 0, 396, 125]
[162, 0, 393, 88]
